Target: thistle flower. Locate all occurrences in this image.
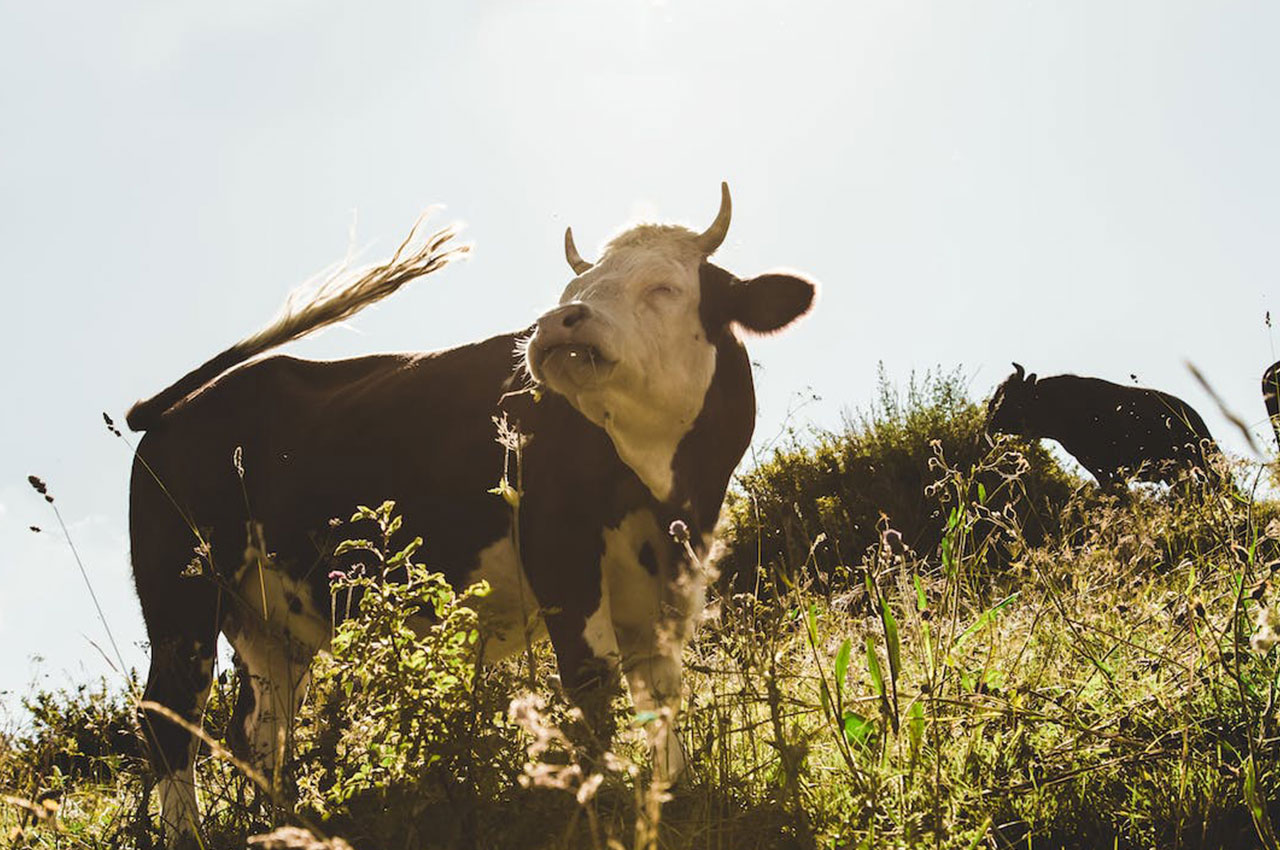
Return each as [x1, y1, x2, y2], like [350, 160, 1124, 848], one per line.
[668, 519, 690, 545]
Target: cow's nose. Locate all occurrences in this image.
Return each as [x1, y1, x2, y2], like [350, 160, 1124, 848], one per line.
[540, 301, 591, 332]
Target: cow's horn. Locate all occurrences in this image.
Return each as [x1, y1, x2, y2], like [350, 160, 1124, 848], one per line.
[564, 227, 593, 275]
[1012, 362, 1025, 381]
[697, 182, 732, 254]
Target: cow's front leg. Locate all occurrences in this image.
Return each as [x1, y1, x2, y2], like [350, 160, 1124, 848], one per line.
[614, 624, 687, 782]
[603, 527, 705, 784]
[544, 607, 621, 753]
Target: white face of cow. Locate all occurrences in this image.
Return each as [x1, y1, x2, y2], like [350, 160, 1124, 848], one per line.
[527, 230, 714, 499]
[525, 185, 815, 501]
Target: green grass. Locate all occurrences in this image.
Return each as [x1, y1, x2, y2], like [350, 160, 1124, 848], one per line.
[6, 370, 1280, 849]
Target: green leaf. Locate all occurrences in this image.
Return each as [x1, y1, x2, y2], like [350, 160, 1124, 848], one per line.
[834, 638, 852, 698]
[488, 477, 520, 508]
[950, 592, 1020, 658]
[387, 536, 424, 568]
[920, 622, 934, 676]
[964, 818, 994, 850]
[1244, 755, 1279, 849]
[913, 575, 927, 612]
[977, 482, 987, 504]
[865, 636, 884, 697]
[334, 539, 376, 557]
[880, 599, 900, 681]
[842, 709, 875, 749]
[806, 603, 819, 645]
[907, 700, 924, 754]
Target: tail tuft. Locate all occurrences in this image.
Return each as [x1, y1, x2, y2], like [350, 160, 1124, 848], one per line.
[123, 212, 467, 432]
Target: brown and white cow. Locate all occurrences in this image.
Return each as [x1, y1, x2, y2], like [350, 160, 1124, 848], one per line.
[126, 185, 815, 843]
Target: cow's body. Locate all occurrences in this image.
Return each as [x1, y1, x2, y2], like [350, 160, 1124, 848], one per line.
[1265, 360, 1280, 449]
[127, 188, 814, 844]
[985, 364, 1220, 490]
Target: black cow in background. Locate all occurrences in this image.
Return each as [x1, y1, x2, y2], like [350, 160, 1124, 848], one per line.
[985, 364, 1222, 491]
[1265, 360, 1280, 449]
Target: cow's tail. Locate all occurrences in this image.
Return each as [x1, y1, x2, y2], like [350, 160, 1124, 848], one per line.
[125, 213, 469, 432]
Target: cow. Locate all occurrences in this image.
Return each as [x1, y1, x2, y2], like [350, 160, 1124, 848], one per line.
[1265, 360, 1280, 449]
[984, 363, 1221, 491]
[125, 185, 816, 845]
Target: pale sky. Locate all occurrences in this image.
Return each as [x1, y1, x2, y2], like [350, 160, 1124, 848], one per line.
[2, 1, 1278, 708]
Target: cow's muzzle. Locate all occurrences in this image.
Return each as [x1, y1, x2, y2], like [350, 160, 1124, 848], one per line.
[526, 301, 617, 386]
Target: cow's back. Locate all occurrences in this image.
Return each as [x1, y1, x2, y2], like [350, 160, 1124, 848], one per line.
[1034, 375, 1215, 483]
[130, 334, 524, 597]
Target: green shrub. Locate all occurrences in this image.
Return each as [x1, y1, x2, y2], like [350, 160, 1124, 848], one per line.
[292, 501, 530, 849]
[11, 677, 142, 788]
[720, 365, 1078, 588]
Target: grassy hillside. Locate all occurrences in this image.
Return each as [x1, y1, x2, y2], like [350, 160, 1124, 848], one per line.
[5, 372, 1280, 849]
[720, 366, 1078, 590]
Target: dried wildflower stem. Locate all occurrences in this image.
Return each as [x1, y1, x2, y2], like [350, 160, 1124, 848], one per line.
[494, 414, 538, 685]
[138, 701, 326, 839]
[31, 483, 130, 688]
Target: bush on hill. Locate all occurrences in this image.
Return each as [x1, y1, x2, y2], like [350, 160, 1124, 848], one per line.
[719, 365, 1079, 588]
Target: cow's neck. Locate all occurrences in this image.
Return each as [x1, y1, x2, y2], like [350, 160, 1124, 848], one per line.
[603, 412, 691, 504]
[667, 335, 757, 538]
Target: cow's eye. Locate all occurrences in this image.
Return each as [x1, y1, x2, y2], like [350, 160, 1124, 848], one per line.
[647, 284, 676, 298]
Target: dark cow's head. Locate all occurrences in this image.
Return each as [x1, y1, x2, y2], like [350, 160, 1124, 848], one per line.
[986, 362, 1039, 439]
[525, 184, 815, 500]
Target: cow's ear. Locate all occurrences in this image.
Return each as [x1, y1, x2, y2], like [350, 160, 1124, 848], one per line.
[729, 273, 816, 334]
[1026, 373, 1038, 385]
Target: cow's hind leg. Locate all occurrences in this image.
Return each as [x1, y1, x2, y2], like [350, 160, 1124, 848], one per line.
[136, 589, 220, 846]
[225, 616, 316, 797]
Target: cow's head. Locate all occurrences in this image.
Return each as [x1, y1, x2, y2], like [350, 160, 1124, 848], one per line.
[525, 184, 814, 500]
[985, 362, 1039, 440]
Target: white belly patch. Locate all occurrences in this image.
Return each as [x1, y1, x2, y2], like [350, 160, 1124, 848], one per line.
[464, 536, 547, 661]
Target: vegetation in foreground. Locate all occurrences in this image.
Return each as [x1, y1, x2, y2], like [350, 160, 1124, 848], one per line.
[5, 370, 1280, 850]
